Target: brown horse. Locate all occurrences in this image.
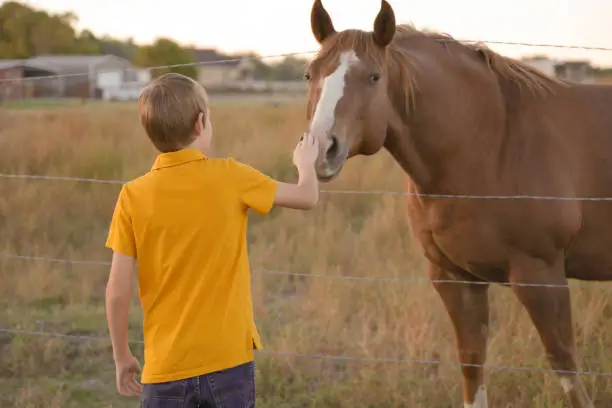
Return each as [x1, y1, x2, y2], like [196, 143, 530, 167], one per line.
[305, 1, 612, 407]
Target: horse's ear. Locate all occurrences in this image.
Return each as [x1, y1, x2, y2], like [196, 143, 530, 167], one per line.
[311, 0, 336, 44]
[373, 0, 396, 47]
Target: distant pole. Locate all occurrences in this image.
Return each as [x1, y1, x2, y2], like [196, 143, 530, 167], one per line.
[88, 63, 95, 99]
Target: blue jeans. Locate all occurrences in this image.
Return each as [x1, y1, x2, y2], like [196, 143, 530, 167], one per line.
[140, 361, 255, 408]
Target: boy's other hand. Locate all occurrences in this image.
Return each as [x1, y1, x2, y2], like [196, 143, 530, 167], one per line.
[115, 352, 143, 397]
[293, 132, 319, 170]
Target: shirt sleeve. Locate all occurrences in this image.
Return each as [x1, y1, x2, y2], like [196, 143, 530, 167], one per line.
[105, 185, 137, 257]
[230, 158, 278, 216]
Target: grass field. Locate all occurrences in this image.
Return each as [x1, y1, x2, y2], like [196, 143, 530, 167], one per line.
[1, 97, 612, 408]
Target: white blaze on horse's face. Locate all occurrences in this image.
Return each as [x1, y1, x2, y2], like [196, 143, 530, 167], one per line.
[310, 50, 360, 178]
[310, 50, 359, 140]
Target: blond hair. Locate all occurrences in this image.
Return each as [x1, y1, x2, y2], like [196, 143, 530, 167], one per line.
[138, 73, 209, 153]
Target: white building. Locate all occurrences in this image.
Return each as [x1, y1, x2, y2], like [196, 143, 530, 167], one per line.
[97, 66, 152, 101]
[523, 57, 595, 83]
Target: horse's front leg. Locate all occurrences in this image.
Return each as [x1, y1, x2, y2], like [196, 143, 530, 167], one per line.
[509, 254, 593, 408]
[430, 263, 490, 408]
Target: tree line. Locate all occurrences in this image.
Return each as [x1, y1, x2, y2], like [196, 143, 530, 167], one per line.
[0, 1, 309, 81]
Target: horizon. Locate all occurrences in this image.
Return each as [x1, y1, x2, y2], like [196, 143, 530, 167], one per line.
[8, 0, 612, 68]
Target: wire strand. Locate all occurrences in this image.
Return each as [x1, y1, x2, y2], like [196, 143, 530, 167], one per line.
[0, 327, 609, 377]
[0, 51, 316, 83]
[3, 172, 612, 201]
[2, 251, 611, 290]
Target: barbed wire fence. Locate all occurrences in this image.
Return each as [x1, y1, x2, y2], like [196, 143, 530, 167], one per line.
[3, 251, 612, 289]
[6, 172, 612, 200]
[1, 327, 611, 377]
[3, 36, 612, 393]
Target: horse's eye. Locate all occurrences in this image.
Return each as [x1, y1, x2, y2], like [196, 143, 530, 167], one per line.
[370, 73, 381, 83]
[304, 72, 312, 81]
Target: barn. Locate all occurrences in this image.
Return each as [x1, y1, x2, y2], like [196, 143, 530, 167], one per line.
[0, 59, 58, 100]
[0, 54, 151, 100]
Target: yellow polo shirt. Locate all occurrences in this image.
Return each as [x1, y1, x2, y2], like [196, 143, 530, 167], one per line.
[105, 148, 278, 384]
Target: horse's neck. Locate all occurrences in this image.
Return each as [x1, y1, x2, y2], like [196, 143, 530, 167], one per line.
[382, 41, 575, 195]
[383, 117, 433, 189]
[384, 122, 503, 195]
[383, 85, 506, 195]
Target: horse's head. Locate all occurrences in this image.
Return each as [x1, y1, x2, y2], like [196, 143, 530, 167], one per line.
[306, 0, 397, 182]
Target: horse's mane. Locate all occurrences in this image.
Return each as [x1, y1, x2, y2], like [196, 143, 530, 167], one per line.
[314, 24, 565, 111]
[393, 25, 566, 95]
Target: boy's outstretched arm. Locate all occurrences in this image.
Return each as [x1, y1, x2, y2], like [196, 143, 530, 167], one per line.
[105, 251, 142, 397]
[273, 164, 319, 210]
[234, 132, 321, 214]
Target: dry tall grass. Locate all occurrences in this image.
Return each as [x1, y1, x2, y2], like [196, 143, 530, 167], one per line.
[1, 98, 611, 408]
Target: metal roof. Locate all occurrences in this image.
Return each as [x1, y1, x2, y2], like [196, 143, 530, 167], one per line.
[0, 55, 131, 74]
[0, 59, 28, 70]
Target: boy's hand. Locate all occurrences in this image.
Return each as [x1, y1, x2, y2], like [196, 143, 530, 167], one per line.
[293, 132, 319, 170]
[115, 353, 143, 397]
[272, 132, 321, 210]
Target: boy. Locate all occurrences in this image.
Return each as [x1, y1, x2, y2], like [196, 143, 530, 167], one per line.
[105, 72, 319, 408]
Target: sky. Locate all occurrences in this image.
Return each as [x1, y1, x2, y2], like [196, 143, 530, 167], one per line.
[13, 0, 612, 67]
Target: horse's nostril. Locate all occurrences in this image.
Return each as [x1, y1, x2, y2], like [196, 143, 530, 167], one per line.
[326, 135, 339, 160]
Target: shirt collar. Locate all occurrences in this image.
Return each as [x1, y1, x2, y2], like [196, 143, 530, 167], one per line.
[151, 148, 207, 171]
